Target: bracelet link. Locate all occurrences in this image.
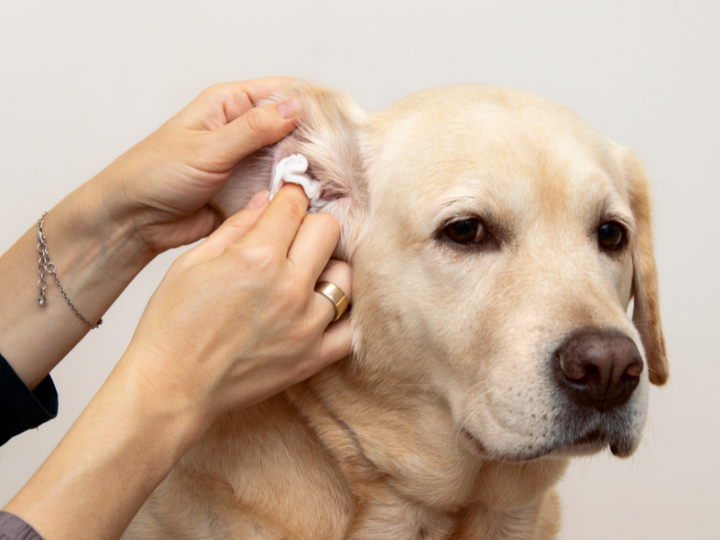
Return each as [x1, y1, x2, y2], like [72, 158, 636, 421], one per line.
[36, 212, 103, 329]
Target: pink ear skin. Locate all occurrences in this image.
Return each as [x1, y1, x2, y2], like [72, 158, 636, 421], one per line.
[622, 151, 669, 386]
[210, 82, 369, 261]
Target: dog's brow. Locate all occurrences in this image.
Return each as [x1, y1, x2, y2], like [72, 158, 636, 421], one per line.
[438, 196, 489, 212]
[437, 195, 505, 221]
[598, 199, 636, 233]
[439, 197, 468, 209]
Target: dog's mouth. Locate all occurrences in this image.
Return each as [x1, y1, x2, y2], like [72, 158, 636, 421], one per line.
[553, 429, 636, 458]
[460, 429, 489, 457]
[561, 429, 610, 454]
[461, 427, 633, 462]
[572, 429, 606, 446]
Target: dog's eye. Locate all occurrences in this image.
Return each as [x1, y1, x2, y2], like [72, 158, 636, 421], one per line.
[597, 222, 626, 251]
[444, 218, 487, 245]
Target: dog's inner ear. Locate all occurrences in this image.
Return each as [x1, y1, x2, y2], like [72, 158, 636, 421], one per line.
[268, 154, 327, 212]
[269, 143, 359, 220]
[305, 163, 349, 207]
[210, 83, 369, 261]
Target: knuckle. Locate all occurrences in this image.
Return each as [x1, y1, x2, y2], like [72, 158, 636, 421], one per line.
[280, 282, 311, 315]
[223, 211, 255, 233]
[207, 82, 230, 96]
[306, 212, 340, 236]
[227, 241, 282, 274]
[244, 107, 274, 137]
[292, 352, 321, 382]
[277, 193, 308, 222]
[198, 83, 223, 102]
[248, 243, 282, 271]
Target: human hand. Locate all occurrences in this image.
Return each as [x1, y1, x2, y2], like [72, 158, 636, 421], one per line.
[92, 77, 302, 258]
[115, 184, 352, 437]
[1, 168, 352, 540]
[1, 83, 345, 540]
[0, 77, 304, 389]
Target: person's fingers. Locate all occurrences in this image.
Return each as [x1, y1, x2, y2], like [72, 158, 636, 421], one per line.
[292, 319, 352, 383]
[320, 318, 353, 361]
[243, 189, 271, 211]
[184, 77, 301, 124]
[287, 212, 341, 283]
[244, 184, 309, 253]
[311, 260, 353, 326]
[188, 191, 270, 261]
[316, 260, 353, 301]
[208, 97, 302, 166]
[217, 77, 303, 122]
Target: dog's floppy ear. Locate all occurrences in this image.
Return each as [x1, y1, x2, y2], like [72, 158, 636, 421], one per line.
[211, 82, 369, 260]
[621, 151, 669, 386]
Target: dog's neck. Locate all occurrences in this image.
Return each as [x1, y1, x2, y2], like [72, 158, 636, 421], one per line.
[286, 360, 568, 517]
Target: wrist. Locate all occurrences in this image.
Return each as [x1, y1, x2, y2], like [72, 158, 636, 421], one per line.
[3, 359, 201, 540]
[39, 179, 156, 323]
[91, 140, 225, 257]
[114, 339, 214, 449]
[0, 178, 156, 388]
[75, 167, 160, 271]
[101, 356, 207, 465]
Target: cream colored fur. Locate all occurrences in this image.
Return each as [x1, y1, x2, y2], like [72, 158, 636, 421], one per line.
[122, 83, 667, 540]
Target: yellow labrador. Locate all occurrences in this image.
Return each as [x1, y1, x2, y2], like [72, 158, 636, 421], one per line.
[123, 83, 667, 540]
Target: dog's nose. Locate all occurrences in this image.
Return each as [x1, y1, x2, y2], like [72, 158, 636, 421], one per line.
[553, 329, 643, 412]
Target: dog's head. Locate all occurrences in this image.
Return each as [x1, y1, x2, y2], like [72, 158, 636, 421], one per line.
[212, 82, 667, 462]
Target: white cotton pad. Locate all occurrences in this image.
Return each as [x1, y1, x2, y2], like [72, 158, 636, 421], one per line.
[269, 154, 327, 213]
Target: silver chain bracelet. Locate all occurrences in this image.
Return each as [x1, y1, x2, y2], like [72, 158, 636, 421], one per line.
[36, 212, 102, 329]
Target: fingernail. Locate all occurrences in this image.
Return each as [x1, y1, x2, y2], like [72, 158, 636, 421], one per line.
[244, 190, 269, 210]
[275, 97, 301, 119]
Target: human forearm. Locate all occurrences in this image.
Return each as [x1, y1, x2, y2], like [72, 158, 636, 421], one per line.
[2, 357, 200, 540]
[0, 177, 155, 389]
[0, 77, 357, 539]
[2, 185, 353, 540]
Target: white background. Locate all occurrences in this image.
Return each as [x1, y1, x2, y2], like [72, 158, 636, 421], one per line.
[1, 1, 718, 538]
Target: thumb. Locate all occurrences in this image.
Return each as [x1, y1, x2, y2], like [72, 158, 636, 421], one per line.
[185, 190, 270, 262]
[211, 97, 302, 165]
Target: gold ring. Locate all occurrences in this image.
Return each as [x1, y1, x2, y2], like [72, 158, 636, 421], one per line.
[314, 281, 349, 322]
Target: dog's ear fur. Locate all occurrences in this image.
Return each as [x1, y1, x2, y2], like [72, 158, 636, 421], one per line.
[211, 82, 369, 260]
[621, 151, 669, 385]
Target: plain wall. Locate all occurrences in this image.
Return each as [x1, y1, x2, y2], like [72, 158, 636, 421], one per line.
[1, 1, 718, 538]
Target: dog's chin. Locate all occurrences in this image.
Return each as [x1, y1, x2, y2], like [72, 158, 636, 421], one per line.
[548, 431, 614, 458]
[550, 435, 638, 458]
[460, 429, 637, 462]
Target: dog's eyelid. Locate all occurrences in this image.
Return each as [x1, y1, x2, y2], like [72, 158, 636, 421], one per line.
[597, 197, 635, 228]
[438, 213, 501, 236]
[439, 213, 483, 228]
[433, 214, 507, 252]
[599, 213, 634, 237]
[435, 203, 500, 228]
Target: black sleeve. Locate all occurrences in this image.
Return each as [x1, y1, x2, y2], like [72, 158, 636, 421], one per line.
[0, 351, 58, 446]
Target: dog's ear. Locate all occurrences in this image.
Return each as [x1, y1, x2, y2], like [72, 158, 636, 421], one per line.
[621, 151, 669, 386]
[211, 82, 369, 260]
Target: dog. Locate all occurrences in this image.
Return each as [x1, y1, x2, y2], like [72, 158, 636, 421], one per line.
[123, 82, 668, 539]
